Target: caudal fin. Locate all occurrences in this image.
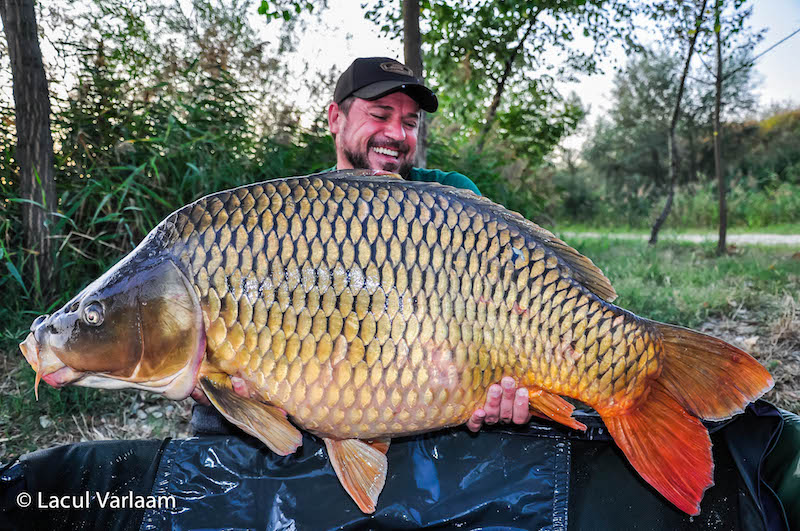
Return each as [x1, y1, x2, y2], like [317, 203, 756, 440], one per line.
[603, 383, 712, 515]
[600, 322, 773, 515]
[655, 323, 773, 420]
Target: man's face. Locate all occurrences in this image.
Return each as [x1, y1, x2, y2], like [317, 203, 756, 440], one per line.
[328, 91, 420, 177]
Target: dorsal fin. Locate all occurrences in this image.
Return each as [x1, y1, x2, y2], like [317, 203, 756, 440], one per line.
[534, 230, 617, 302]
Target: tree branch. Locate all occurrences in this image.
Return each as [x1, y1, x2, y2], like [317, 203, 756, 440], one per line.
[477, 6, 543, 152]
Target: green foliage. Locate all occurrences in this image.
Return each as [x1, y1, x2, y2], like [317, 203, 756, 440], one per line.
[257, 0, 316, 21]
[0, 0, 335, 351]
[547, 163, 800, 231]
[426, 120, 551, 223]
[670, 179, 800, 229]
[583, 49, 680, 194]
[364, 0, 624, 169]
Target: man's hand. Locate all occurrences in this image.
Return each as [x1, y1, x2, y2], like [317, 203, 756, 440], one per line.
[191, 386, 211, 406]
[466, 377, 531, 432]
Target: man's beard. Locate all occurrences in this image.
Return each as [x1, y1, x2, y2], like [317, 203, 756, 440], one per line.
[343, 146, 413, 179]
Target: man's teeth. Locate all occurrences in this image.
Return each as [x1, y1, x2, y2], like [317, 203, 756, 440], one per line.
[373, 147, 399, 157]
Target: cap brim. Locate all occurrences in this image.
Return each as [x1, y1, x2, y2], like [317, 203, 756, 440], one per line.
[352, 80, 438, 113]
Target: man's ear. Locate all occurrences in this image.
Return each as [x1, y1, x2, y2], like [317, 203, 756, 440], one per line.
[328, 102, 342, 136]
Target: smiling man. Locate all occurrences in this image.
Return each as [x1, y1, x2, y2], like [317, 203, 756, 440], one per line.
[326, 57, 527, 431]
[327, 57, 481, 194]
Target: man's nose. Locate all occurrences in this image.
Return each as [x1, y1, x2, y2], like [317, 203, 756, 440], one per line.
[383, 118, 406, 141]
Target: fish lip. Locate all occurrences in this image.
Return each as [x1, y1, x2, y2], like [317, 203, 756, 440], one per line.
[20, 332, 85, 393]
[41, 365, 84, 388]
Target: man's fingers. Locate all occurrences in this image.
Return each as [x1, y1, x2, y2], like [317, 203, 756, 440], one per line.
[499, 377, 516, 422]
[466, 409, 486, 433]
[512, 388, 531, 424]
[484, 384, 502, 424]
[190, 387, 211, 406]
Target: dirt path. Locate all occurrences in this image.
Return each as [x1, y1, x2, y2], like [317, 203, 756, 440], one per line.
[558, 232, 800, 246]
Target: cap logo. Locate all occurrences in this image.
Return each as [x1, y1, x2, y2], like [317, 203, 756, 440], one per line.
[380, 61, 414, 77]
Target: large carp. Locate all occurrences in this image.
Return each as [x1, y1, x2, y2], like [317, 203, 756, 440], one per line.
[20, 169, 772, 515]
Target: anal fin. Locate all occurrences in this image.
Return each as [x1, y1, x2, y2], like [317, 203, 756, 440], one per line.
[528, 388, 587, 431]
[324, 438, 388, 514]
[199, 377, 302, 456]
[365, 438, 391, 455]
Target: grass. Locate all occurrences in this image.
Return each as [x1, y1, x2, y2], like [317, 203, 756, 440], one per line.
[0, 353, 191, 459]
[565, 239, 800, 328]
[553, 222, 800, 236]
[2, 239, 798, 462]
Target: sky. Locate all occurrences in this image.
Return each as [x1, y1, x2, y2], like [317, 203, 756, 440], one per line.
[283, 0, 800, 142]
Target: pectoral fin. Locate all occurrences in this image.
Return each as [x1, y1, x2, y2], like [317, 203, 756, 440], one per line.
[199, 377, 302, 455]
[324, 437, 388, 514]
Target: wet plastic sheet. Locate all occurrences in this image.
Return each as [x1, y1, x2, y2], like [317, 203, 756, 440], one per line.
[140, 428, 571, 530]
[1, 401, 790, 531]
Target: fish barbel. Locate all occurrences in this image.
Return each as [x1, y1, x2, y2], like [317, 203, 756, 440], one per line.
[20, 169, 773, 515]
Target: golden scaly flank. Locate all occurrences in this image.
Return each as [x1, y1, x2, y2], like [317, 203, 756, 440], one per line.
[165, 174, 660, 439]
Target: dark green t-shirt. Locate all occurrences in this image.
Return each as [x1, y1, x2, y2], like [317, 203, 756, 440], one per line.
[325, 166, 481, 195]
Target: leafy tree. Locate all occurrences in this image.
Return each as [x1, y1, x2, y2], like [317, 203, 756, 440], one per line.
[584, 49, 682, 200]
[365, 0, 632, 170]
[584, 27, 760, 231]
[648, 0, 707, 245]
[700, 0, 764, 255]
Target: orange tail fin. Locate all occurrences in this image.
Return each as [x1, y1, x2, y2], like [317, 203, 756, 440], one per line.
[599, 322, 774, 515]
[655, 324, 773, 420]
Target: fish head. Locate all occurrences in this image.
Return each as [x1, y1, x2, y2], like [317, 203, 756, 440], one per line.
[20, 258, 205, 400]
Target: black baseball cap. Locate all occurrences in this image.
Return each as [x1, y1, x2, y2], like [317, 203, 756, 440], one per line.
[334, 57, 438, 113]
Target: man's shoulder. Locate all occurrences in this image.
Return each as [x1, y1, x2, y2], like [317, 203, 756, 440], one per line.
[408, 167, 481, 195]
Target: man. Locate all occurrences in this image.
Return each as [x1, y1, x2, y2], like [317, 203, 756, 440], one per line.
[327, 56, 530, 431]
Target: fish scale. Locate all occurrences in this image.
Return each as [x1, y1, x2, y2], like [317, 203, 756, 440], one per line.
[164, 173, 657, 438]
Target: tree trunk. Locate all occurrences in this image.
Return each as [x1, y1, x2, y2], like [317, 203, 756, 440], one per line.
[476, 8, 541, 153]
[714, 0, 727, 256]
[0, 0, 57, 286]
[649, 0, 708, 245]
[648, 134, 676, 244]
[403, 0, 426, 168]
[687, 115, 698, 183]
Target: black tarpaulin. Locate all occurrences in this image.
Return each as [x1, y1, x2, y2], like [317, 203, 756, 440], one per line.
[0, 402, 790, 531]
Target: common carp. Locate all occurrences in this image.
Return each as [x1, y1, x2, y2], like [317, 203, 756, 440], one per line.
[20, 169, 772, 515]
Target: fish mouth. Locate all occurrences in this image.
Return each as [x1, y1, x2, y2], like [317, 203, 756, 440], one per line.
[41, 366, 84, 388]
[19, 333, 85, 399]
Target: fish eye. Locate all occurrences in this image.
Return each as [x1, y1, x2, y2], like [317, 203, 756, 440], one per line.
[83, 303, 104, 326]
